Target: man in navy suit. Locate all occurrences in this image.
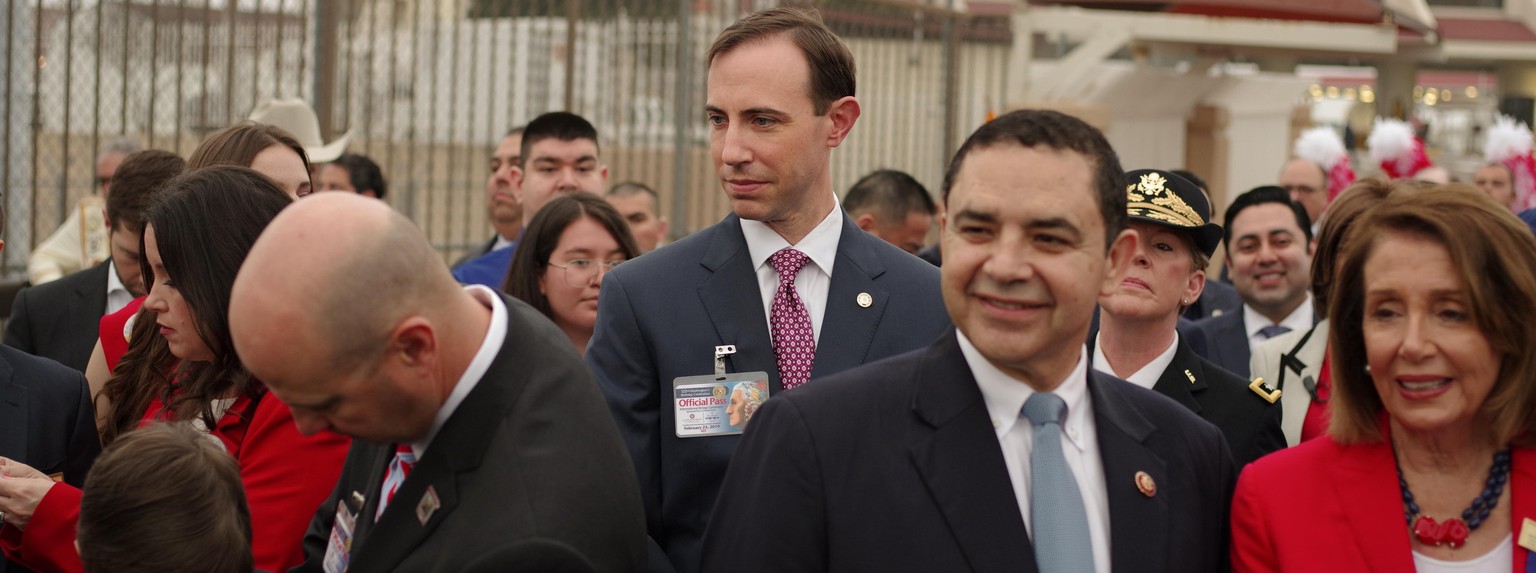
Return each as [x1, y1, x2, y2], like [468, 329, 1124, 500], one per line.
[1190, 186, 1315, 377]
[585, 8, 949, 573]
[701, 109, 1235, 573]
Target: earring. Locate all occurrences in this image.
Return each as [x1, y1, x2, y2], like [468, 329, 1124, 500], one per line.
[1364, 364, 1372, 374]
[1181, 298, 1190, 305]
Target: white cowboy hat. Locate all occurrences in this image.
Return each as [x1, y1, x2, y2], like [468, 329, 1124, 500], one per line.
[247, 98, 351, 163]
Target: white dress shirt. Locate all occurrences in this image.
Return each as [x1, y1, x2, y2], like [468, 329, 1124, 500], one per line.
[105, 260, 134, 315]
[1243, 295, 1314, 351]
[407, 285, 507, 458]
[960, 330, 1111, 573]
[740, 200, 842, 345]
[1091, 331, 1179, 390]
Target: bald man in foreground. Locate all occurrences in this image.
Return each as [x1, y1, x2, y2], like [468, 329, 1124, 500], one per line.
[229, 194, 646, 573]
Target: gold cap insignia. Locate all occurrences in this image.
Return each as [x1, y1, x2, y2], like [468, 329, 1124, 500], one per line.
[1127, 172, 1206, 228]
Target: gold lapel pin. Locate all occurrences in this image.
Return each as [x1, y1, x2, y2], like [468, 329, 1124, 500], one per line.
[856, 292, 873, 308]
[416, 485, 441, 525]
[1135, 471, 1157, 497]
[1184, 369, 1196, 384]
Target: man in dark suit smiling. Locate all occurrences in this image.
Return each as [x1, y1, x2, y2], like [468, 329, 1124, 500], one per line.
[701, 110, 1235, 573]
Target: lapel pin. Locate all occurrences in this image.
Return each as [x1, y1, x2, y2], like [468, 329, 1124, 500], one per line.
[1249, 377, 1281, 404]
[1135, 471, 1157, 497]
[415, 485, 441, 526]
[856, 292, 873, 308]
[1184, 369, 1196, 384]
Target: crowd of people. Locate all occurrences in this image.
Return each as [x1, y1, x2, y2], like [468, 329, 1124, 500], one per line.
[0, 5, 1534, 573]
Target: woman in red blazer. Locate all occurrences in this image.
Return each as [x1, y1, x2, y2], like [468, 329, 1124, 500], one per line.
[1233, 187, 1536, 572]
[0, 166, 348, 573]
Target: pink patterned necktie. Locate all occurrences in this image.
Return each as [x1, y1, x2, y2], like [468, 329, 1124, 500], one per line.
[770, 248, 815, 390]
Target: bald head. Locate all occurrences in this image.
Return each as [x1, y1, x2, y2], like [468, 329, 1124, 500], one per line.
[232, 193, 483, 442]
[1278, 157, 1328, 226]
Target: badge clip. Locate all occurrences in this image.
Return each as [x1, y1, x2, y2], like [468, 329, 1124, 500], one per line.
[714, 345, 737, 376]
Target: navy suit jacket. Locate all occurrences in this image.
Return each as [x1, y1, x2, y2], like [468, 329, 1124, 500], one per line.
[0, 345, 101, 573]
[586, 212, 950, 573]
[1181, 279, 1241, 322]
[1191, 310, 1251, 378]
[700, 330, 1235, 573]
[4, 261, 111, 372]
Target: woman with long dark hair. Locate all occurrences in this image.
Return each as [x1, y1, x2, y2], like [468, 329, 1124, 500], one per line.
[0, 167, 349, 573]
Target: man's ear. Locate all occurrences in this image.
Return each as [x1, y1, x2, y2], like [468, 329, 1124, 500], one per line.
[824, 96, 861, 148]
[854, 213, 879, 232]
[1099, 229, 1138, 298]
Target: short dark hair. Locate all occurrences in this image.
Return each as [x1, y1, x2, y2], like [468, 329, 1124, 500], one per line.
[941, 109, 1126, 247]
[503, 194, 640, 319]
[706, 6, 856, 116]
[844, 169, 936, 224]
[607, 181, 660, 204]
[329, 153, 388, 200]
[78, 423, 253, 573]
[1222, 186, 1313, 250]
[106, 150, 186, 234]
[520, 112, 599, 167]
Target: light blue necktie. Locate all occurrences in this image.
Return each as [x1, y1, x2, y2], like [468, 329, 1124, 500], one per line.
[1258, 324, 1292, 339]
[1022, 392, 1096, 573]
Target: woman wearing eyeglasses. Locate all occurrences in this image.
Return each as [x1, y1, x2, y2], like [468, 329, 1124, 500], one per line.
[504, 194, 640, 354]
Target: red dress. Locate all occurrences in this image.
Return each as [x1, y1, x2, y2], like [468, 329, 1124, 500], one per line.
[1232, 429, 1536, 572]
[0, 297, 350, 573]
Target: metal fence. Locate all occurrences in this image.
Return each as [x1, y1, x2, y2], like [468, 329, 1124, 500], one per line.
[1, 0, 1010, 272]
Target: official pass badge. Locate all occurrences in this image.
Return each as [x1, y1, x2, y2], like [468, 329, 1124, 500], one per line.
[322, 498, 358, 573]
[672, 372, 770, 438]
[416, 486, 441, 526]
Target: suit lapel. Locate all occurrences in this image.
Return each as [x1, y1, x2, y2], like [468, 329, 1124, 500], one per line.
[1327, 438, 1415, 572]
[1149, 341, 1205, 415]
[811, 219, 888, 380]
[350, 318, 525, 570]
[350, 447, 395, 544]
[695, 216, 780, 388]
[908, 332, 1038, 573]
[0, 361, 24, 464]
[1088, 372, 1170, 573]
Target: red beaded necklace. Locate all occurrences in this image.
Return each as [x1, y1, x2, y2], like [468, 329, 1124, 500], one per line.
[1396, 448, 1511, 549]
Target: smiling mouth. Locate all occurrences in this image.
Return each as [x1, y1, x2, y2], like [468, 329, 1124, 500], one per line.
[1399, 378, 1451, 392]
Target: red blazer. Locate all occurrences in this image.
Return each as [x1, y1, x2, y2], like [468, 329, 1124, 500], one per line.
[99, 296, 142, 370]
[1232, 434, 1536, 573]
[0, 391, 349, 573]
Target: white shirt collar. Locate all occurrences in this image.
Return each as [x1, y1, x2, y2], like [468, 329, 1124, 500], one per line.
[105, 260, 134, 315]
[410, 285, 507, 457]
[1243, 295, 1315, 339]
[959, 329, 1092, 452]
[740, 197, 842, 278]
[1091, 331, 1179, 391]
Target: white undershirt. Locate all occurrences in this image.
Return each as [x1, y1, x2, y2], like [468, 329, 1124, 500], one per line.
[1412, 534, 1512, 573]
[105, 260, 133, 315]
[408, 285, 506, 459]
[740, 199, 842, 345]
[1243, 296, 1314, 351]
[961, 330, 1111, 573]
[1090, 331, 1179, 391]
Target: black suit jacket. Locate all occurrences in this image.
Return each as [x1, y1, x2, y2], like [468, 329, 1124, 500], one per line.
[292, 294, 647, 573]
[700, 331, 1234, 573]
[586, 212, 950, 573]
[1090, 337, 1284, 467]
[1190, 310, 1250, 378]
[4, 261, 111, 372]
[0, 345, 101, 573]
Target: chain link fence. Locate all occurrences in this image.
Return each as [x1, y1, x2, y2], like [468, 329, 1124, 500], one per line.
[2, 0, 1010, 274]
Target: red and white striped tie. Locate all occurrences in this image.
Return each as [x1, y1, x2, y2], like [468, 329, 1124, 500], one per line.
[375, 444, 416, 521]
